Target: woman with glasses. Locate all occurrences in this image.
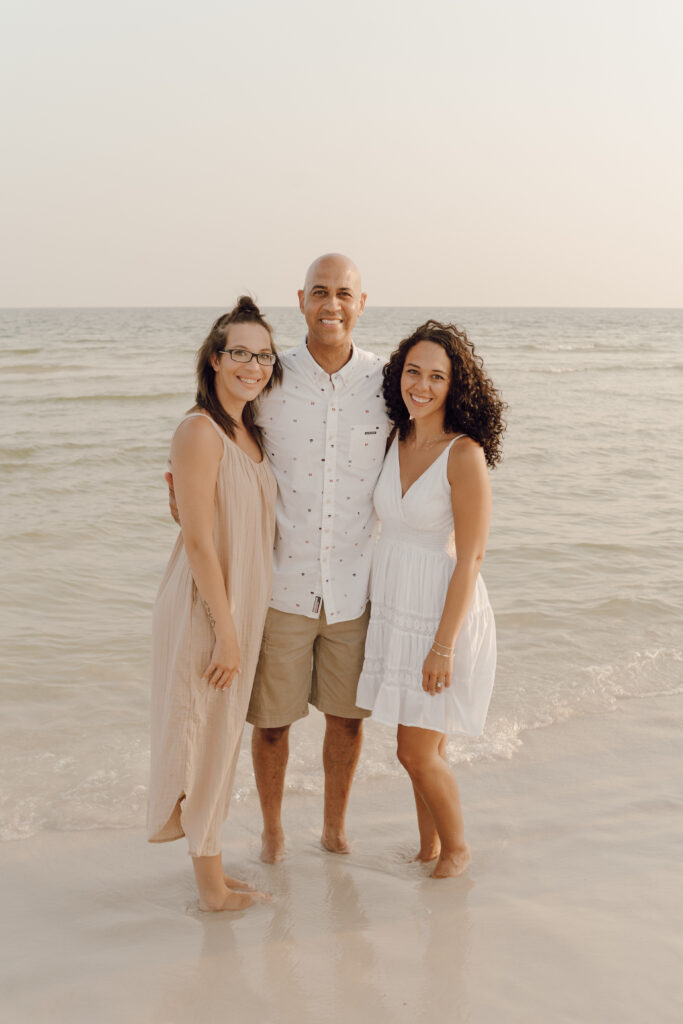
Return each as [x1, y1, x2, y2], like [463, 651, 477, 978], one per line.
[147, 296, 282, 911]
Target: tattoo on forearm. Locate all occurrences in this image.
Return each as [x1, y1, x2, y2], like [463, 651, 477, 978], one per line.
[202, 600, 216, 629]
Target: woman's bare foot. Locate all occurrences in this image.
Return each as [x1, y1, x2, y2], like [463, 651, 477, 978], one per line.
[199, 885, 255, 912]
[223, 873, 255, 891]
[200, 883, 273, 911]
[409, 843, 441, 863]
[320, 827, 350, 854]
[193, 852, 270, 911]
[430, 845, 471, 878]
[260, 828, 285, 864]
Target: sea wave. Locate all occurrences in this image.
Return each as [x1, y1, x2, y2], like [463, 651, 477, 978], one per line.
[529, 363, 680, 375]
[1, 645, 681, 841]
[32, 391, 188, 404]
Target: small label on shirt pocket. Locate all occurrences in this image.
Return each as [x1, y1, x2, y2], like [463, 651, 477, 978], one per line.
[348, 424, 387, 469]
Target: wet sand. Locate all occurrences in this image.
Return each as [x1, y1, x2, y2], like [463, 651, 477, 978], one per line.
[2, 693, 682, 1023]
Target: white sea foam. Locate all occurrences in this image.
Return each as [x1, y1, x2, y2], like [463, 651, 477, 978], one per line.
[1, 306, 682, 840]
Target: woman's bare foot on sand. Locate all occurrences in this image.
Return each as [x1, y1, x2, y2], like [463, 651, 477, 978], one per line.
[409, 843, 441, 863]
[260, 828, 285, 864]
[200, 883, 273, 912]
[320, 827, 350, 854]
[199, 885, 255, 912]
[194, 853, 270, 910]
[223, 873, 255, 891]
[430, 845, 471, 878]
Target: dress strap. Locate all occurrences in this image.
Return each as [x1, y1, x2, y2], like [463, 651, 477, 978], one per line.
[166, 413, 226, 473]
[176, 412, 227, 442]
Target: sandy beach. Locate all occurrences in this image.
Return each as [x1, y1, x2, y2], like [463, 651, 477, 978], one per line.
[2, 692, 681, 1024]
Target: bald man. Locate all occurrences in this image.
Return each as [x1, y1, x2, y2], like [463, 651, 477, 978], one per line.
[248, 254, 391, 861]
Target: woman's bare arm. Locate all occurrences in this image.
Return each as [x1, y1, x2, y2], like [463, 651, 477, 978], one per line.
[421, 438, 491, 695]
[170, 417, 239, 689]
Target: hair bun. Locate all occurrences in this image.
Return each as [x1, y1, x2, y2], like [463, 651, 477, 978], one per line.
[235, 295, 261, 316]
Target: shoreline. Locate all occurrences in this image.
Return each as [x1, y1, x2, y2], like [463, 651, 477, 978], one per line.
[2, 692, 682, 1023]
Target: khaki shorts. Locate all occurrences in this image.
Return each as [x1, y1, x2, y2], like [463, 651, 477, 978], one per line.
[246, 603, 371, 728]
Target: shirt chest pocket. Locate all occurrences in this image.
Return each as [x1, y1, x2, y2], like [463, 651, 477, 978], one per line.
[347, 423, 387, 470]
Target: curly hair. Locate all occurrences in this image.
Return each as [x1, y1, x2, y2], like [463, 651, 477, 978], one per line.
[383, 320, 506, 468]
[195, 296, 282, 445]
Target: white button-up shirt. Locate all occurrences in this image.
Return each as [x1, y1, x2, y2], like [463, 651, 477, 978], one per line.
[255, 341, 391, 623]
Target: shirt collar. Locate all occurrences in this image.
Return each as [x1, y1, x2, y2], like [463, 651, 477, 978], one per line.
[299, 337, 358, 386]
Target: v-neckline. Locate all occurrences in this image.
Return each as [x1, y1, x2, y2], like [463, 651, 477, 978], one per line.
[397, 435, 454, 500]
[224, 432, 264, 466]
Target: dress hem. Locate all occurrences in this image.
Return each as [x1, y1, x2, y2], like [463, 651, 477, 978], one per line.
[362, 707, 485, 738]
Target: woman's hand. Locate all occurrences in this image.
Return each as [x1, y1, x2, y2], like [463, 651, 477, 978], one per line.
[422, 647, 453, 696]
[203, 629, 240, 690]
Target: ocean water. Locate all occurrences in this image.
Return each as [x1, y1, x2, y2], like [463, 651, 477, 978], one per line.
[1, 306, 682, 841]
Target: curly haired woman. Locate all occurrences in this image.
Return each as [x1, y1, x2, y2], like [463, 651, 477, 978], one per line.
[356, 320, 506, 877]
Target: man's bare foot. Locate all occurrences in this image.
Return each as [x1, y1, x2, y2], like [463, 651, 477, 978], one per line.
[430, 845, 471, 878]
[260, 828, 285, 864]
[409, 844, 440, 863]
[321, 827, 350, 854]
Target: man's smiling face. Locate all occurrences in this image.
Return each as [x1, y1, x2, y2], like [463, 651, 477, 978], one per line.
[298, 254, 366, 350]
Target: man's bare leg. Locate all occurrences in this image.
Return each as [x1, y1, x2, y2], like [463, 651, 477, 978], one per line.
[321, 714, 363, 854]
[252, 725, 290, 863]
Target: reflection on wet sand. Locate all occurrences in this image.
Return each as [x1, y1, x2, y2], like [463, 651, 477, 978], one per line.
[156, 809, 475, 1023]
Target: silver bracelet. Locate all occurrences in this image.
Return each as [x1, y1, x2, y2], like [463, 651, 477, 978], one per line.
[430, 647, 453, 658]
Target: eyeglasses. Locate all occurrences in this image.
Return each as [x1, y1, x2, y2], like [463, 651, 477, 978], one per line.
[219, 348, 277, 366]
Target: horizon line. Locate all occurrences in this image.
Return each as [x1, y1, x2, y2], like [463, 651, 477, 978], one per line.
[2, 303, 682, 312]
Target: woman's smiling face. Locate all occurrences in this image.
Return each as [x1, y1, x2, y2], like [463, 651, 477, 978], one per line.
[400, 340, 452, 422]
[211, 322, 275, 409]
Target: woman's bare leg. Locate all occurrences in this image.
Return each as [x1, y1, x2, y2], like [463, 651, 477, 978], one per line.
[192, 854, 256, 911]
[397, 726, 471, 878]
[408, 735, 448, 862]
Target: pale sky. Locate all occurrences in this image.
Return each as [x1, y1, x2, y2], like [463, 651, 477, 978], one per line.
[1, 0, 681, 307]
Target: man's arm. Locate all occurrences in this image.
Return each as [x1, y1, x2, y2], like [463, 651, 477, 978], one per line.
[165, 472, 180, 525]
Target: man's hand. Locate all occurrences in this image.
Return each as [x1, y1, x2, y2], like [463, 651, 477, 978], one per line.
[165, 471, 181, 526]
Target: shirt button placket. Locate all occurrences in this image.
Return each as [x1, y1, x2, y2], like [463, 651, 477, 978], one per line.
[321, 387, 338, 621]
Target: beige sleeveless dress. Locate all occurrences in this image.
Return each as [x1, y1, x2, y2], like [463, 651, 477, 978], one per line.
[147, 413, 276, 857]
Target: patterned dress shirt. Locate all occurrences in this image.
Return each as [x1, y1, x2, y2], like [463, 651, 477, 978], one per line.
[255, 340, 391, 623]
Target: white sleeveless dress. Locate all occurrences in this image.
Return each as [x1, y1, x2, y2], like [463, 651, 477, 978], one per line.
[356, 435, 496, 735]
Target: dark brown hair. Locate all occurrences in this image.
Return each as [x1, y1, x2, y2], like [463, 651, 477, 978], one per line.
[383, 320, 506, 467]
[194, 296, 282, 443]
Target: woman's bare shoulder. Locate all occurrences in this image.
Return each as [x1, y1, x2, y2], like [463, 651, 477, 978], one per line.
[447, 435, 487, 481]
[171, 413, 223, 460]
